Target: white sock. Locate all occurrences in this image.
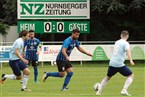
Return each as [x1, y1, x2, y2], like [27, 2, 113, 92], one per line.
[122, 75, 134, 91]
[21, 74, 24, 82]
[98, 77, 109, 93]
[5, 74, 16, 80]
[22, 75, 29, 89]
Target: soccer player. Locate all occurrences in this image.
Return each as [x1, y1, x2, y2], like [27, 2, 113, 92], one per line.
[1, 30, 31, 91]
[43, 29, 92, 91]
[95, 30, 134, 96]
[23, 30, 42, 83]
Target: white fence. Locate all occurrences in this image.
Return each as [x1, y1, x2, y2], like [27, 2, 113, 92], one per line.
[0, 41, 145, 67]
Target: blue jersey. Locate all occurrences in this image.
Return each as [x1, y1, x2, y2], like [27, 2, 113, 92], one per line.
[57, 37, 80, 61]
[109, 39, 130, 67]
[24, 38, 41, 61]
[9, 38, 24, 60]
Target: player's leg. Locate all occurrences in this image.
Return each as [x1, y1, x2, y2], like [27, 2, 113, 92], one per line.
[20, 60, 30, 91]
[96, 66, 117, 95]
[20, 60, 30, 84]
[20, 60, 30, 83]
[32, 60, 39, 83]
[1, 60, 22, 84]
[61, 61, 73, 91]
[42, 60, 64, 82]
[119, 66, 134, 96]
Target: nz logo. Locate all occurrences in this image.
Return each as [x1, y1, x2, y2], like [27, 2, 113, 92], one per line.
[20, 3, 44, 15]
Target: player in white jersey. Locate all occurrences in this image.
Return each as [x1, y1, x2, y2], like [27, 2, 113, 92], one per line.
[95, 30, 134, 96]
[0, 30, 31, 91]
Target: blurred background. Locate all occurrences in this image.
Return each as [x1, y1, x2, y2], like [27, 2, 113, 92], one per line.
[0, 0, 145, 42]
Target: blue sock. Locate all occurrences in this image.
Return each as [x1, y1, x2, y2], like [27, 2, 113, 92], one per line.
[62, 72, 73, 89]
[33, 66, 38, 82]
[47, 72, 61, 77]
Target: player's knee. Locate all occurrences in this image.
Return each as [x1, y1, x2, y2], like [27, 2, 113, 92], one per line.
[106, 76, 111, 80]
[23, 69, 30, 75]
[26, 70, 30, 75]
[130, 74, 134, 78]
[16, 76, 22, 80]
[67, 72, 73, 77]
[60, 72, 65, 77]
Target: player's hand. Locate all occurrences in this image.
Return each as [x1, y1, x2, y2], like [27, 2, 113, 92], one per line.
[36, 51, 40, 55]
[66, 56, 70, 61]
[87, 53, 93, 57]
[130, 60, 135, 65]
[22, 59, 29, 64]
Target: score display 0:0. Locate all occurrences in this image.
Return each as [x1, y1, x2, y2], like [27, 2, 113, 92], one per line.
[44, 22, 64, 33]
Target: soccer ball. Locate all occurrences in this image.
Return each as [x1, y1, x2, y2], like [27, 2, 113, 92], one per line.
[93, 83, 100, 91]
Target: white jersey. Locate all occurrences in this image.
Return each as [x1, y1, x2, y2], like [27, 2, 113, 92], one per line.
[9, 38, 24, 60]
[109, 39, 130, 67]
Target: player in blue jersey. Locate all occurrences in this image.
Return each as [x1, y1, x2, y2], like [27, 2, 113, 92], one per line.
[95, 30, 134, 96]
[0, 30, 31, 91]
[42, 29, 92, 91]
[23, 30, 42, 83]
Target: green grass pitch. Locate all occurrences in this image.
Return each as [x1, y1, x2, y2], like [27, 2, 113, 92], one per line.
[0, 62, 144, 97]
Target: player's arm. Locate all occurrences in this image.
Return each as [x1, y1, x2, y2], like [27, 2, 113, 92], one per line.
[22, 46, 26, 58]
[62, 48, 69, 61]
[126, 43, 134, 65]
[36, 43, 42, 55]
[62, 40, 70, 61]
[126, 49, 134, 65]
[22, 40, 27, 58]
[39, 44, 42, 51]
[15, 48, 28, 64]
[77, 46, 92, 57]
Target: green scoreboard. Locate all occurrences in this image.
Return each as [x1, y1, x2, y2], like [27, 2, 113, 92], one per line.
[17, 0, 90, 33]
[18, 21, 90, 33]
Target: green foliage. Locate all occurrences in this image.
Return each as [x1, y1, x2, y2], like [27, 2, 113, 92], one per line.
[89, 0, 145, 41]
[1, 0, 17, 25]
[0, 0, 144, 41]
[91, 0, 126, 13]
[129, 0, 145, 9]
[91, 0, 145, 13]
[0, 22, 10, 35]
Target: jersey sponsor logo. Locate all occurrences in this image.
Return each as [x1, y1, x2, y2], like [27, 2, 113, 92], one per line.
[30, 46, 34, 49]
[34, 42, 37, 45]
[73, 43, 76, 47]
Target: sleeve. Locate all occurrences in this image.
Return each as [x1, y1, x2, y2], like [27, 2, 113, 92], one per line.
[37, 39, 41, 46]
[15, 40, 22, 49]
[62, 39, 70, 49]
[75, 40, 80, 47]
[125, 42, 130, 50]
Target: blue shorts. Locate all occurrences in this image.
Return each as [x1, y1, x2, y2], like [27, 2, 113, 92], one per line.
[107, 66, 132, 77]
[9, 59, 28, 76]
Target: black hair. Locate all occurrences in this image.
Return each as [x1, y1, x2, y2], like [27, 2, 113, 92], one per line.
[29, 30, 35, 33]
[72, 29, 80, 33]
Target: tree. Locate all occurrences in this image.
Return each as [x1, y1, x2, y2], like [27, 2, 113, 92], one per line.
[0, 0, 145, 41]
[0, 0, 16, 35]
[0, 22, 10, 35]
[91, 0, 126, 13]
[0, 0, 17, 25]
[0, 0, 2, 18]
[89, 0, 145, 41]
